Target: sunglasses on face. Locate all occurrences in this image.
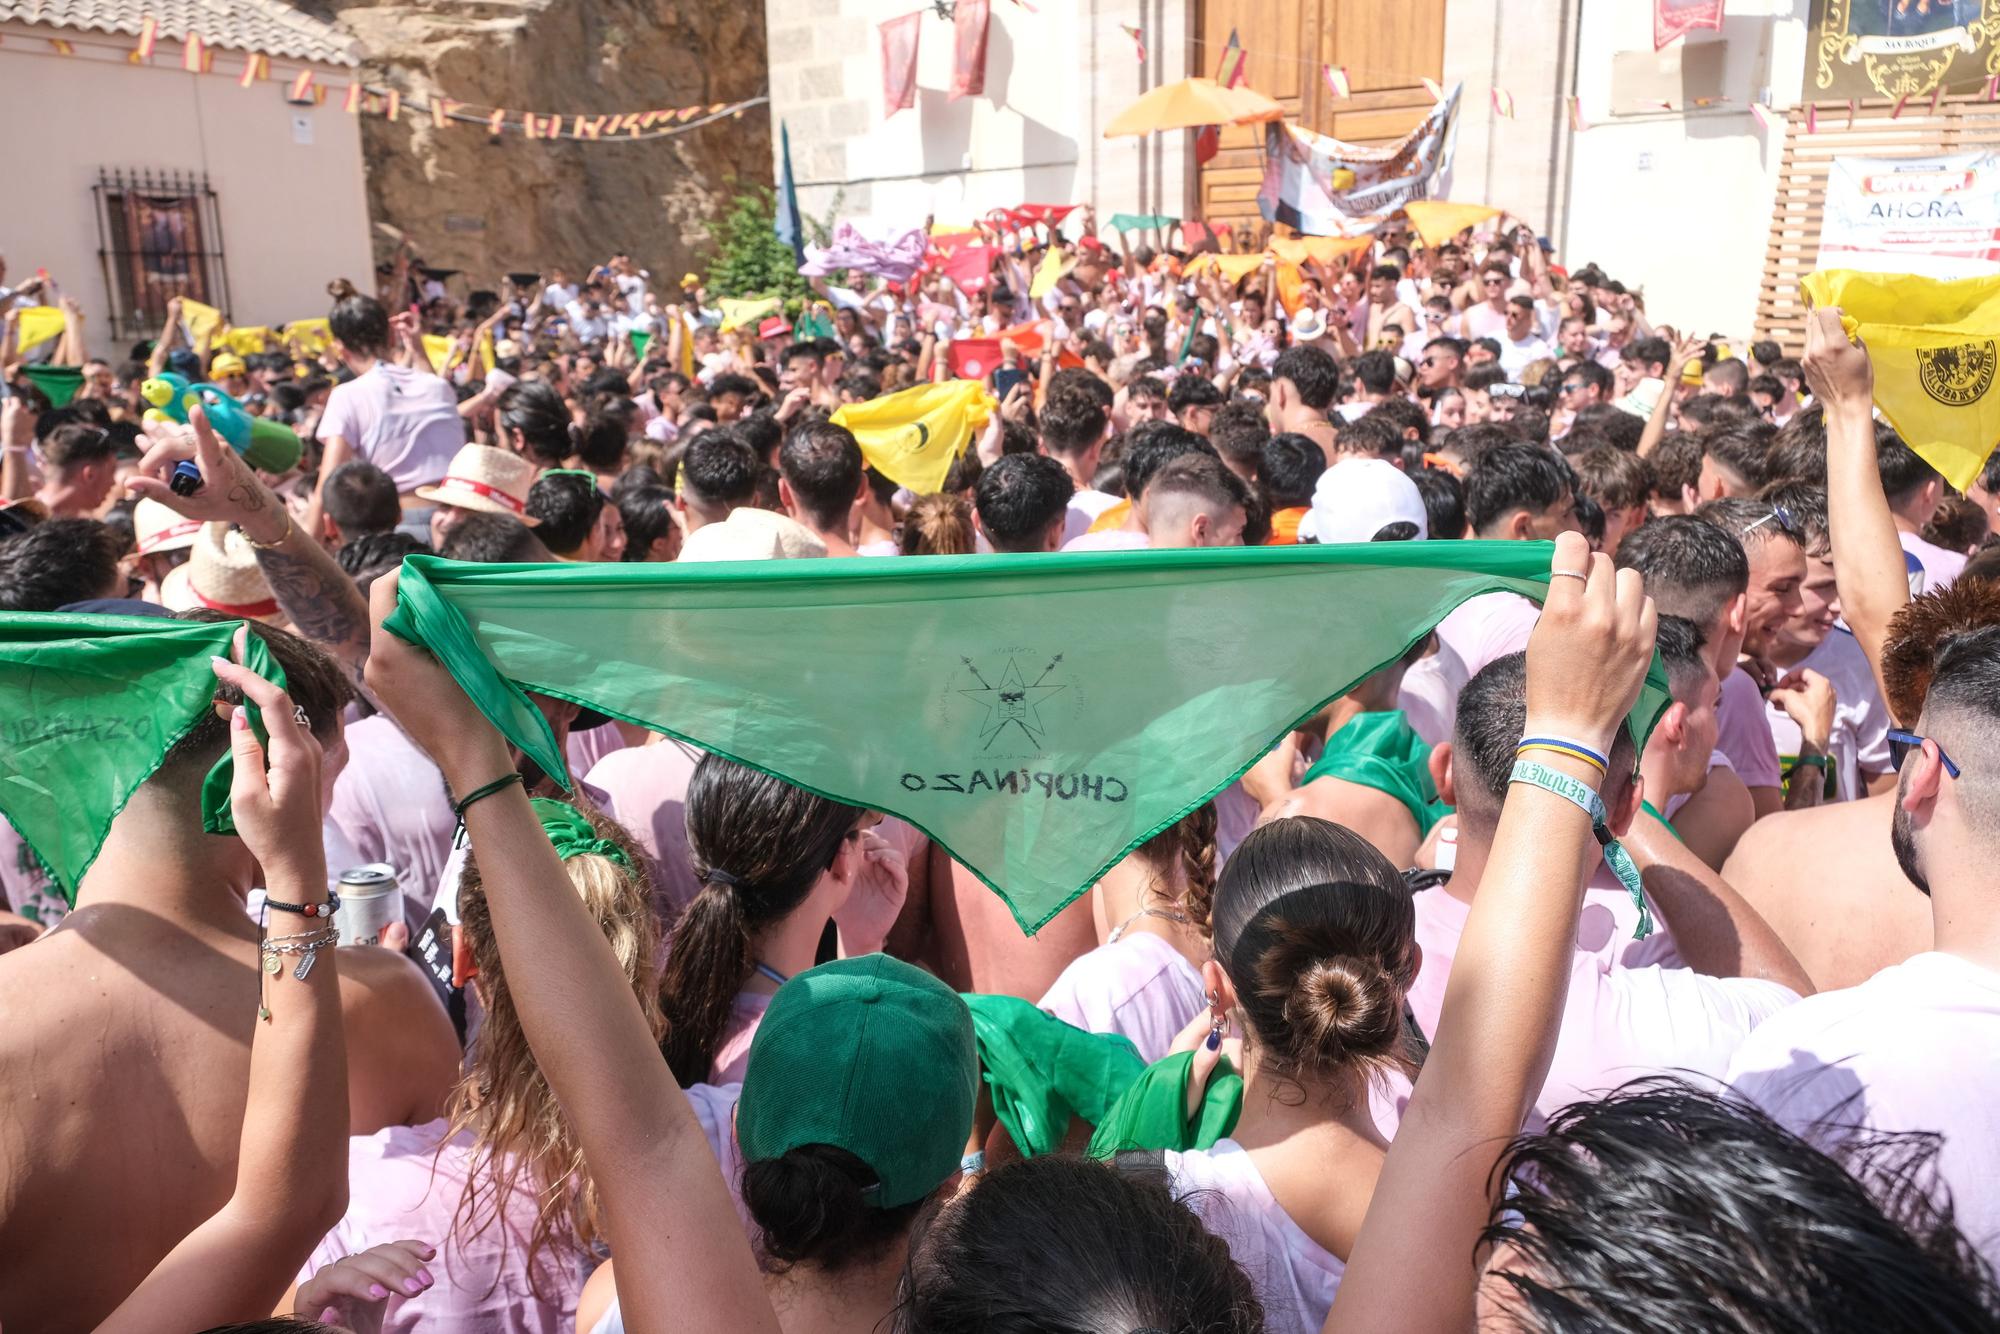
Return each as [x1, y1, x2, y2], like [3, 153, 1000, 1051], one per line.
[1560, 381, 1587, 394]
[1887, 729, 1960, 777]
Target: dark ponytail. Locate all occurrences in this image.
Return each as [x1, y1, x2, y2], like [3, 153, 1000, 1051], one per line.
[659, 754, 862, 1086]
[496, 379, 573, 468]
[743, 1144, 923, 1270]
[1211, 816, 1418, 1097]
[326, 278, 390, 356]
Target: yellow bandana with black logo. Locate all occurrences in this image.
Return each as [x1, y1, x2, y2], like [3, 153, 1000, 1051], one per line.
[832, 379, 994, 493]
[1802, 269, 2000, 491]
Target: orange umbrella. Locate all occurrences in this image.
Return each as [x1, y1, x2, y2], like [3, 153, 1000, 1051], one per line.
[1103, 77, 1283, 138]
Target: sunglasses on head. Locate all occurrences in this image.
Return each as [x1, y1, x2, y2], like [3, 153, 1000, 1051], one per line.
[1739, 504, 1799, 542]
[1887, 729, 1960, 777]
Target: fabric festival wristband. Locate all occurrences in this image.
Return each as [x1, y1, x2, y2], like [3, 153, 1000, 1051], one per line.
[1508, 759, 1653, 940]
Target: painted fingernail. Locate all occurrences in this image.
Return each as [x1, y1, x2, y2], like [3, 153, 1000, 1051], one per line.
[368, 1283, 389, 1299]
[404, 1278, 424, 1294]
[209, 655, 231, 672]
[420, 1245, 436, 1258]
[417, 1268, 434, 1285]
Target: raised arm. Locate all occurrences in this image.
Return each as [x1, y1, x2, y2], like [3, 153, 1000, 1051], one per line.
[1801, 307, 1910, 719]
[363, 575, 782, 1334]
[55, 295, 85, 366]
[148, 296, 184, 378]
[129, 409, 373, 677]
[0, 395, 32, 503]
[99, 642, 347, 1331]
[1635, 330, 1705, 459]
[1329, 534, 1657, 1334]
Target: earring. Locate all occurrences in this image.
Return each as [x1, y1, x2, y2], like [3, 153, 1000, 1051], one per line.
[1206, 990, 1225, 1052]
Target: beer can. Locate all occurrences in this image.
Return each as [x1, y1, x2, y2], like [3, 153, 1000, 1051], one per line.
[336, 863, 401, 946]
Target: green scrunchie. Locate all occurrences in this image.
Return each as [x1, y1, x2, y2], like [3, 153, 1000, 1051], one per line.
[529, 797, 632, 868]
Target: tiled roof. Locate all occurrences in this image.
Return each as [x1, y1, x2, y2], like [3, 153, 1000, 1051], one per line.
[0, 0, 360, 65]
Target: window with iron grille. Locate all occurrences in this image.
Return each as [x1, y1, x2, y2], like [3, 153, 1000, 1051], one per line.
[92, 168, 231, 344]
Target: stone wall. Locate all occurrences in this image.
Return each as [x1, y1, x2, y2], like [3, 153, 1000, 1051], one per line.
[296, 0, 772, 288]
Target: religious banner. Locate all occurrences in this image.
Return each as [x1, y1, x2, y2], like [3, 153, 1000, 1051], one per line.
[1808, 0, 2000, 102]
[881, 11, 923, 118]
[952, 0, 990, 100]
[1819, 151, 2000, 278]
[382, 545, 1670, 934]
[1259, 83, 1462, 237]
[1655, 0, 1725, 50]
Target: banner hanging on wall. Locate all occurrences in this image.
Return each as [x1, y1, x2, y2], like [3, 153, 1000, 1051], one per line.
[1808, 0, 2000, 102]
[1819, 151, 2000, 278]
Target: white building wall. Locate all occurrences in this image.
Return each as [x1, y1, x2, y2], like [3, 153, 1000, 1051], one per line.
[0, 28, 372, 357]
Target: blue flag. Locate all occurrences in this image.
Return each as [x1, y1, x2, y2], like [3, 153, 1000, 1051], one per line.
[775, 121, 804, 267]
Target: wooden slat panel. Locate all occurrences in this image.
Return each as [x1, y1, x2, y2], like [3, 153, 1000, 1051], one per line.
[1756, 93, 2000, 355]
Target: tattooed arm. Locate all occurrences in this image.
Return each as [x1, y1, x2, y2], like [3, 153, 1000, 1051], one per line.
[128, 408, 373, 678]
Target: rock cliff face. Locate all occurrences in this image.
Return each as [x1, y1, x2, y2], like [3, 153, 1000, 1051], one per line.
[295, 0, 770, 287]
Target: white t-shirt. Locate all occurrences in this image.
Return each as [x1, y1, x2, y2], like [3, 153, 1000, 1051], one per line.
[1167, 1140, 1345, 1334]
[1763, 629, 1892, 802]
[319, 362, 465, 493]
[1498, 333, 1554, 378]
[1063, 488, 1123, 545]
[1037, 931, 1206, 1063]
[1726, 951, 2000, 1272]
[540, 282, 578, 310]
[1406, 870, 1799, 1126]
[326, 714, 457, 937]
[1061, 528, 1149, 553]
[1397, 639, 1470, 748]
[1900, 530, 1967, 596]
[1433, 591, 1540, 683]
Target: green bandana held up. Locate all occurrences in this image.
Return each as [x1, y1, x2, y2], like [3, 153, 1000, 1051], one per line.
[0, 613, 284, 903]
[529, 797, 632, 868]
[384, 542, 1671, 934]
[961, 994, 1147, 1157]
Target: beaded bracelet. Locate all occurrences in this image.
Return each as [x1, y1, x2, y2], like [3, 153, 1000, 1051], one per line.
[266, 890, 339, 919]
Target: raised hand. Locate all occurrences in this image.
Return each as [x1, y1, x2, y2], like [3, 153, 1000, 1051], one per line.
[832, 826, 911, 956]
[295, 1240, 436, 1334]
[211, 627, 326, 887]
[128, 405, 287, 541]
[1802, 305, 1873, 417]
[1524, 530, 1657, 755]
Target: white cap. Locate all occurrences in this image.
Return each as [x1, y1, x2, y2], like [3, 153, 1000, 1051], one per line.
[1299, 458, 1429, 545]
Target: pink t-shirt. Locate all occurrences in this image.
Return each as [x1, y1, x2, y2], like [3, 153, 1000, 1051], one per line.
[327, 715, 457, 937]
[320, 362, 466, 493]
[1061, 528, 1149, 553]
[566, 723, 632, 785]
[1166, 1140, 1346, 1334]
[0, 817, 65, 929]
[1726, 952, 2000, 1271]
[1407, 870, 1799, 1126]
[1433, 591, 1540, 682]
[1716, 666, 1783, 791]
[584, 740, 705, 922]
[709, 991, 773, 1086]
[1037, 931, 1206, 1063]
[304, 1120, 585, 1334]
[1900, 530, 1968, 596]
[1397, 639, 1469, 748]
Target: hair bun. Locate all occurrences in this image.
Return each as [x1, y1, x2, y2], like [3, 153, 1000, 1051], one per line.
[326, 278, 359, 301]
[1289, 956, 1400, 1062]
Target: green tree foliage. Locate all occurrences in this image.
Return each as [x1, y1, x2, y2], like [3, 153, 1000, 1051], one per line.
[704, 188, 806, 302]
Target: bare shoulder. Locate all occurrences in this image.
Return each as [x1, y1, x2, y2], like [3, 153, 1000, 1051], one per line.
[1285, 776, 1421, 865]
[1724, 792, 1893, 882]
[336, 945, 462, 1130]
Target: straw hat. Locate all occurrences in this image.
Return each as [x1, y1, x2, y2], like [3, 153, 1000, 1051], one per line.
[133, 498, 202, 557]
[160, 522, 283, 622]
[413, 445, 542, 524]
[679, 506, 828, 563]
[1289, 306, 1328, 343]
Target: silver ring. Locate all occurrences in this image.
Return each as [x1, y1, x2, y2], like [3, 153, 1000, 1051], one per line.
[1548, 570, 1589, 583]
[293, 705, 310, 727]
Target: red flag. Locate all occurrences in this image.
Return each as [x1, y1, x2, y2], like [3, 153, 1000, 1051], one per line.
[1323, 65, 1351, 99]
[1120, 23, 1145, 63]
[940, 244, 998, 294]
[880, 11, 921, 118]
[946, 337, 1002, 379]
[1011, 204, 1077, 228]
[1215, 27, 1247, 88]
[1194, 125, 1219, 165]
[1653, 0, 1723, 51]
[952, 0, 989, 100]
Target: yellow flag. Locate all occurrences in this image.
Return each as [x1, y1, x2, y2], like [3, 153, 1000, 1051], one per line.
[678, 312, 696, 379]
[717, 297, 780, 333]
[832, 380, 994, 494]
[282, 318, 333, 355]
[1029, 249, 1067, 300]
[15, 306, 65, 353]
[1268, 235, 1371, 267]
[219, 326, 271, 357]
[1185, 252, 1267, 283]
[421, 334, 455, 373]
[477, 329, 496, 374]
[1403, 201, 1501, 249]
[180, 298, 225, 344]
[1803, 269, 2000, 491]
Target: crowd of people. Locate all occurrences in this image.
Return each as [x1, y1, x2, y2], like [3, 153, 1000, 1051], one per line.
[0, 197, 1997, 1334]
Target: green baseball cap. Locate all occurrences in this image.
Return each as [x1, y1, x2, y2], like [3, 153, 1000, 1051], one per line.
[737, 953, 979, 1209]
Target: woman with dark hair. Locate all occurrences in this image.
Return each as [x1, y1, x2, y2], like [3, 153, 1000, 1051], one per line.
[493, 379, 574, 469]
[1151, 816, 1420, 1333]
[1037, 804, 1218, 1062]
[308, 278, 465, 539]
[660, 754, 909, 1086]
[616, 484, 679, 562]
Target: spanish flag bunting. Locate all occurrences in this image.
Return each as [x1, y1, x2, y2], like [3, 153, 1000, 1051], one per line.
[1119, 23, 1145, 63]
[1567, 95, 1586, 130]
[1749, 101, 1773, 131]
[385, 88, 401, 120]
[135, 16, 157, 60]
[1421, 77, 1444, 101]
[1846, 97, 1857, 127]
[343, 82, 362, 113]
[641, 110, 661, 128]
[1492, 87, 1515, 117]
[239, 52, 266, 87]
[289, 68, 313, 100]
[706, 102, 727, 114]
[182, 33, 203, 71]
[1930, 86, 1944, 115]
[488, 107, 507, 134]
[523, 113, 541, 140]
[1802, 269, 2000, 491]
[1215, 27, 1247, 89]
[1323, 65, 1350, 98]
[1892, 93, 1908, 118]
[431, 96, 448, 128]
[313, 84, 327, 105]
[202, 46, 214, 72]
[48, 37, 74, 54]
[1987, 74, 1999, 101]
